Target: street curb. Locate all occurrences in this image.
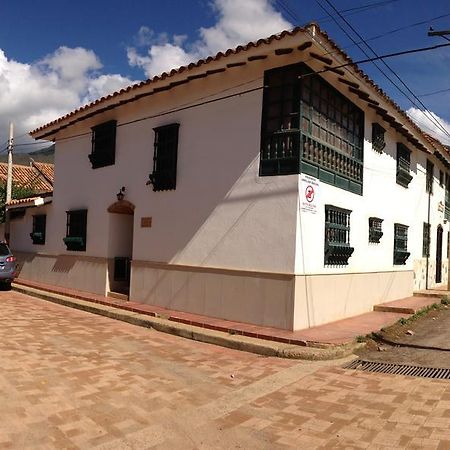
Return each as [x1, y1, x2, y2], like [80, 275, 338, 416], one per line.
[12, 283, 361, 360]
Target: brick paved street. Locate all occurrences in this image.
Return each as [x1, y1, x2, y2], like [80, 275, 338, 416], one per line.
[1, 291, 450, 449]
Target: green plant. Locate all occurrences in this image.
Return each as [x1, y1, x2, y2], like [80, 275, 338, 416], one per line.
[441, 295, 450, 306]
[356, 335, 366, 343]
[0, 182, 35, 223]
[398, 317, 408, 325]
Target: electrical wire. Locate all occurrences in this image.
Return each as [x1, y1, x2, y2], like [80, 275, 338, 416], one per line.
[318, 0, 450, 141]
[419, 87, 450, 98]
[21, 39, 449, 148]
[315, 0, 402, 24]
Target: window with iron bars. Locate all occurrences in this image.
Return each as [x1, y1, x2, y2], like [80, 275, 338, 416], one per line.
[396, 143, 412, 188]
[372, 123, 386, 153]
[426, 160, 434, 194]
[89, 120, 117, 169]
[30, 214, 46, 245]
[394, 223, 410, 265]
[63, 209, 87, 251]
[368, 217, 383, 243]
[423, 222, 431, 257]
[148, 123, 179, 192]
[324, 205, 354, 265]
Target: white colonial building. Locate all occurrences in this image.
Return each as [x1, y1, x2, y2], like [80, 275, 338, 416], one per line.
[9, 23, 450, 331]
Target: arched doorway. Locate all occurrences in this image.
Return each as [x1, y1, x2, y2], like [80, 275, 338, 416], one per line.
[107, 200, 135, 297]
[436, 225, 443, 284]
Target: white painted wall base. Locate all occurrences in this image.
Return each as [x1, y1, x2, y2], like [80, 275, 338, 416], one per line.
[130, 261, 295, 330]
[293, 270, 414, 330]
[15, 252, 108, 296]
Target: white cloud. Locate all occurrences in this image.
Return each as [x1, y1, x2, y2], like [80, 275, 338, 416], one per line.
[407, 107, 450, 146]
[127, 0, 292, 78]
[0, 47, 134, 147]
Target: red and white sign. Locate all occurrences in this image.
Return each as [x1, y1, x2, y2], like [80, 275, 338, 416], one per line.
[300, 175, 319, 214]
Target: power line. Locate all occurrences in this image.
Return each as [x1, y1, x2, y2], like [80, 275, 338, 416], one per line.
[316, 0, 401, 24]
[31, 39, 450, 149]
[419, 87, 450, 98]
[317, 0, 450, 140]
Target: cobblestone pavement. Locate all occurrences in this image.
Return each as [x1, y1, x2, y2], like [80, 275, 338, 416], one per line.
[1, 291, 450, 449]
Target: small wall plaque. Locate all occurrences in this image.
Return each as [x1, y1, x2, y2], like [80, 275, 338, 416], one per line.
[141, 217, 152, 228]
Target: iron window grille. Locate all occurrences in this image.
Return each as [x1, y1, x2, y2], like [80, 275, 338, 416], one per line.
[30, 214, 46, 245]
[426, 160, 434, 194]
[260, 62, 364, 195]
[423, 222, 431, 257]
[148, 123, 179, 192]
[324, 205, 354, 265]
[372, 123, 386, 153]
[368, 217, 383, 243]
[89, 120, 117, 169]
[396, 143, 412, 188]
[393, 223, 410, 265]
[63, 209, 87, 251]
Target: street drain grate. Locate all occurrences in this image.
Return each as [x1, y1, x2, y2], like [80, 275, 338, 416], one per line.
[343, 359, 450, 380]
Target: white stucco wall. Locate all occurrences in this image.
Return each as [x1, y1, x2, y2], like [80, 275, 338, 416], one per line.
[14, 32, 450, 329]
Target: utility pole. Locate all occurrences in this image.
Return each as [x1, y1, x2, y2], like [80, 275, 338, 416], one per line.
[5, 122, 13, 244]
[428, 28, 450, 41]
[430, 29, 450, 290]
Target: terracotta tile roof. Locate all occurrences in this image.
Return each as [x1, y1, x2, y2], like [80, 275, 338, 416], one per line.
[7, 191, 52, 206]
[31, 161, 55, 185]
[29, 23, 449, 159]
[0, 162, 54, 193]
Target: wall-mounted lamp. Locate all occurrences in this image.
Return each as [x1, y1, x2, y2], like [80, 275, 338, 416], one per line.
[116, 186, 126, 201]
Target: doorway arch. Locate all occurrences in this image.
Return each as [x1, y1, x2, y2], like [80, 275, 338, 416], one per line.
[107, 200, 135, 297]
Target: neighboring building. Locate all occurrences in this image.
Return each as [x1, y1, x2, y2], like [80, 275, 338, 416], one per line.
[10, 23, 450, 331]
[0, 160, 54, 194]
[4, 160, 54, 245]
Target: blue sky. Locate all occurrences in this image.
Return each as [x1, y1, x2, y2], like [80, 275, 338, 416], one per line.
[0, 0, 449, 148]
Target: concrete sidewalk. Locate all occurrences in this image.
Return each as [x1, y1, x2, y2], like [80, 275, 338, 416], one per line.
[12, 278, 441, 360]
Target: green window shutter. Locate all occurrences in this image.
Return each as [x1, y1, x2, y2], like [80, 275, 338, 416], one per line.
[422, 222, 430, 257]
[64, 209, 87, 251]
[426, 160, 434, 194]
[260, 62, 364, 195]
[324, 205, 354, 266]
[396, 143, 413, 188]
[89, 120, 117, 169]
[30, 214, 46, 245]
[149, 124, 179, 192]
[369, 217, 383, 243]
[394, 223, 410, 265]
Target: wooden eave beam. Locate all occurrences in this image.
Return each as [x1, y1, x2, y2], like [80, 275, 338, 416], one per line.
[187, 73, 208, 81]
[337, 77, 359, 89]
[348, 86, 370, 99]
[206, 68, 226, 75]
[309, 52, 333, 66]
[226, 62, 246, 68]
[248, 54, 267, 61]
[324, 65, 345, 76]
[275, 48, 293, 55]
[298, 41, 313, 51]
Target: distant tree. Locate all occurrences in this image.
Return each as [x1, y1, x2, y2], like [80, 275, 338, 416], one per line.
[0, 183, 35, 223]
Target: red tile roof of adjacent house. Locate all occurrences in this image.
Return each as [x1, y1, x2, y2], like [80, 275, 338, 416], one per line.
[7, 191, 53, 206]
[31, 161, 55, 186]
[29, 23, 449, 159]
[0, 161, 54, 193]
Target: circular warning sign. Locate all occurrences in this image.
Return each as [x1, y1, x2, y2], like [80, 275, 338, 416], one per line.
[305, 185, 315, 203]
